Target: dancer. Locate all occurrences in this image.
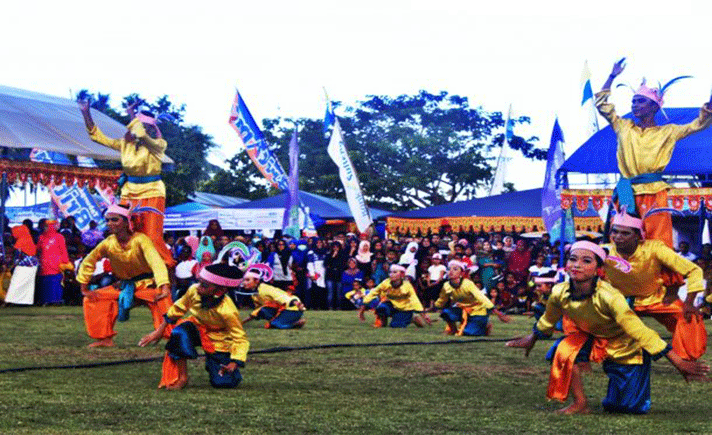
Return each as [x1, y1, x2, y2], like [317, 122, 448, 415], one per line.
[241, 267, 306, 329]
[360, 264, 429, 328]
[78, 99, 175, 267]
[598, 58, 712, 247]
[603, 211, 707, 361]
[139, 263, 248, 390]
[78, 205, 171, 347]
[507, 241, 709, 415]
[434, 260, 509, 336]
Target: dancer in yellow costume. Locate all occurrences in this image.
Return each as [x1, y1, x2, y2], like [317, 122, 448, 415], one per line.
[597, 58, 712, 249]
[434, 260, 509, 336]
[508, 241, 709, 415]
[140, 263, 249, 390]
[361, 264, 428, 328]
[603, 211, 707, 361]
[78, 99, 175, 267]
[241, 268, 307, 329]
[78, 205, 171, 347]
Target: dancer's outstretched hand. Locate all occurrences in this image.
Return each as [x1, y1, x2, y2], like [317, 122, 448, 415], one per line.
[219, 362, 237, 376]
[506, 334, 536, 357]
[667, 352, 710, 382]
[610, 57, 626, 78]
[138, 330, 162, 347]
[77, 99, 91, 113]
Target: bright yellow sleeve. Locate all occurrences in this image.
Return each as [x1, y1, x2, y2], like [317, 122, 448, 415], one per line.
[467, 281, 494, 310]
[595, 90, 623, 128]
[406, 282, 424, 312]
[136, 234, 170, 287]
[669, 105, 712, 142]
[535, 284, 565, 336]
[653, 241, 704, 293]
[220, 300, 250, 362]
[87, 125, 122, 151]
[605, 289, 668, 355]
[434, 284, 450, 309]
[363, 280, 386, 305]
[165, 285, 196, 320]
[262, 284, 298, 307]
[76, 240, 107, 284]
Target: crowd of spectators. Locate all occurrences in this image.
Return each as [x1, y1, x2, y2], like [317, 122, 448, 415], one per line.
[3, 216, 712, 317]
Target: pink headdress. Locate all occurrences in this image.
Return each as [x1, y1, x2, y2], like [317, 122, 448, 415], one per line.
[390, 264, 406, 274]
[570, 241, 607, 262]
[447, 260, 467, 271]
[105, 204, 130, 218]
[199, 266, 242, 288]
[623, 75, 692, 119]
[534, 276, 557, 284]
[611, 209, 644, 235]
[244, 264, 274, 282]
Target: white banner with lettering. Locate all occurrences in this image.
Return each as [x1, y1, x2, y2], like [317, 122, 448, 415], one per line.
[164, 208, 283, 231]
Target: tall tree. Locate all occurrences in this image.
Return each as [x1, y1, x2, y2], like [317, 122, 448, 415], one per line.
[76, 90, 216, 206]
[242, 91, 543, 210]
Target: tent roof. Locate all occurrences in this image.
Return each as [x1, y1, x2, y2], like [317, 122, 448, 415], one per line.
[561, 107, 710, 175]
[390, 188, 599, 219]
[229, 191, 390, 220]
[187, 191, 247, 208]
[165, 202, 213, 213]
[0, 85, 173, 163]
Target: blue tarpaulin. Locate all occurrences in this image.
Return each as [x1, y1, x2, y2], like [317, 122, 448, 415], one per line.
[561, 107, 712, 175]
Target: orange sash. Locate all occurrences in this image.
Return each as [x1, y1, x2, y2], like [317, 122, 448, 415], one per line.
[158, 317, 219, 388]
[635, 300, 707, 360]
[547, 332, 608, 402]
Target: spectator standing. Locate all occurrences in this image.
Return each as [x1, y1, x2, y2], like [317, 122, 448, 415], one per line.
[37, 219, 72, 305]
[324, 242, 346, 310]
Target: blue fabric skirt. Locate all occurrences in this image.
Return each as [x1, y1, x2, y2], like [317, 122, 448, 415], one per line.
[39, 274, 63, 304]
[256, 307, 304, 329]
[165, 322, 242, 388]
[441, 307, 489, 336]
[375, 301, 413, 328]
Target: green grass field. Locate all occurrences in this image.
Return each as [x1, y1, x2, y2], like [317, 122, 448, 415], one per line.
[0, 306, 710, 435]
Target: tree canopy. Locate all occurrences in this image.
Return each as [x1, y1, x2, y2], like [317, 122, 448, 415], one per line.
[76, 90, 216, 206]
[205, 91, 544, 211]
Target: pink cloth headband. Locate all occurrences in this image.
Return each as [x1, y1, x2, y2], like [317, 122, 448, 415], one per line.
[199, 267, 242, 288]
[137, 113, 157, 125]
[105, 204, 130, 218]
[612, 211, 643, 230]
[534, 277, 557, 284]
[634, 81, 664, 107]
[390, 264, 406, 274]
[447, 260, 467, 270]
[570, 241, 607, 262]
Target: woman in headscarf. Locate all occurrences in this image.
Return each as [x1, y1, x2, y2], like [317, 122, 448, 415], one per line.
[182, 236, 200, 259]
[4, 225, 39, 305]
[195, 236, 216, 262]
[203, 219, 224, 239]
[355, 240, 373, 279]
[267, 239, 293, 291]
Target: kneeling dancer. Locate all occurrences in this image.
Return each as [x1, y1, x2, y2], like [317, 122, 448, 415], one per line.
[241, 267, 306, 329]
[434, 260, 509, 336]
[507, 241, 709, 415]
[360, 264, 428, 328]
[139, 263, 249, 390]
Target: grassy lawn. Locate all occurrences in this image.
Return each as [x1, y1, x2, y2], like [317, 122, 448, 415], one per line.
[0, 306, 710, 434]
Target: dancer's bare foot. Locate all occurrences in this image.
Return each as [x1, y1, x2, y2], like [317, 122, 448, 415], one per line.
[485, 323, 493, 336]
[293, 319, 306, 329]
[166, 376, 189, 391]
[88, 338, 114, 348]
[555, 401, 590, 415]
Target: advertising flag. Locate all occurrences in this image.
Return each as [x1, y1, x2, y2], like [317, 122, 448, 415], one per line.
[542, 119, 575, 244]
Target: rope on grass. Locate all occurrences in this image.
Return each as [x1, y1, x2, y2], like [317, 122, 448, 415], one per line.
[0, 337, 517, 374]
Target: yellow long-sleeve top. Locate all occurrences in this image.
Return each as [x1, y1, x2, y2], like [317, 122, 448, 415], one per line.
[536, 280, 668, 364]
[77, 233, 169, 287]
[595, 90, 712, 195]
[434, 278, 493, 316]
[603, 240, 703, 307]
[252, 283, 302, 311]
[166, 284, 249, 363]
[87, 118, 167, 199]
[363, 278, 424, 311]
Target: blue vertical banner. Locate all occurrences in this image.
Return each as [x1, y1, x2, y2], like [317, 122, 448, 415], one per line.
[542, 119, 575, 244]
[283, 130, 301, 238]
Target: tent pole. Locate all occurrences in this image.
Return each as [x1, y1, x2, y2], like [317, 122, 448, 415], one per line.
[1, 172, 6, 260]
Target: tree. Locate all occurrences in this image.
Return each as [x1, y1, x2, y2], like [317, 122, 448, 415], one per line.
[241, 91, 544, 210]
[76, 90, 216, 206]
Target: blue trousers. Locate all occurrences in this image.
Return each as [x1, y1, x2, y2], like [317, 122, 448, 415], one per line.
[256, 307, 304, 329]
[165, 322, 242, 388]
[547, 336, 652, 414]
[440, 307, 489, 336]
[375, 301, 413, 328]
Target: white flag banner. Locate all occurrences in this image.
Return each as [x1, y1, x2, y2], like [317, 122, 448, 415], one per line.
[327, 119, 373, 232]
[490, 104, 512, 196]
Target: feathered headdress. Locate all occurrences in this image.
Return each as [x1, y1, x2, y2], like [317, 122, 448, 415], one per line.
[618, 75, 692, 119]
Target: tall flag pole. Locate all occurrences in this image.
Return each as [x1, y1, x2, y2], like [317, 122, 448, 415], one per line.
[324, 93, 373, 233]
[490, 104, 513, 196]
[283, 128, 301, 238]
[228, 88, 289, 191]
[542, 119, 575, 253]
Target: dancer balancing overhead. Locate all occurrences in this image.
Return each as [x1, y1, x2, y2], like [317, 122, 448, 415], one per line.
[139, 263, 249, 390]
[598, 58, 712, 248]
[433, 260, 510, 336]
[603, 211, 707, 361]
[78, 99, 175, 268]
[78, 204, 171, 347]
[507, 241, 709, 415]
